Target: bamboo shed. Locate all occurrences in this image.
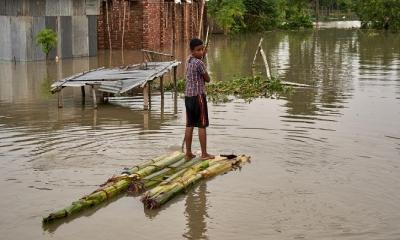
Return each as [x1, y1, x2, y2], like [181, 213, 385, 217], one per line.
[51, 50, 180, 109]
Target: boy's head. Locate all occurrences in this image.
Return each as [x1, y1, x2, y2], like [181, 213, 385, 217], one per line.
[190, 38, 204, 59]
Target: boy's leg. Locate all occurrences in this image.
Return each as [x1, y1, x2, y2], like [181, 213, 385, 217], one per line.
[185, 127, 195, 160]
[199, 127, 214, 160]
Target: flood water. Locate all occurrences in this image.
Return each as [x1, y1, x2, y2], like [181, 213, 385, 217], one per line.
[1, 26, 400, 240]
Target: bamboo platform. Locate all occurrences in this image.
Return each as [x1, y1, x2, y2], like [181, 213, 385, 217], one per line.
[50, 50, 180, 109]
[42, 151, 251, 224]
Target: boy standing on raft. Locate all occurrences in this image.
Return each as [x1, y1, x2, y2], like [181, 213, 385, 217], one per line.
[184, 38, 214, 161]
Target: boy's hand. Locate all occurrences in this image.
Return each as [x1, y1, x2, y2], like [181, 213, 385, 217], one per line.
[203, 48, 208, 56]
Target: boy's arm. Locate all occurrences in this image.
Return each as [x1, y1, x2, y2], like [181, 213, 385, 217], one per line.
[202, 72, 211, 83]
[198, 61, 211, 83]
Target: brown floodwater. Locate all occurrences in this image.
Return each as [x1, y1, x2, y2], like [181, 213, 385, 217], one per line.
[1, 26, 400, 240]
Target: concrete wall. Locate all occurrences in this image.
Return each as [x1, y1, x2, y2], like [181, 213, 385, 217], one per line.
[0, 0, 100, 61]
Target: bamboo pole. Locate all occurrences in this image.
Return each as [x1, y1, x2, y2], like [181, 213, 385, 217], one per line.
[198, 0, 205, 39]
[106, 0, 112, 51]
[122, 0, 126, 51]
[259, 47, 271, 79]
[142, 155, 251, 209]
[252, 38, 271, 79]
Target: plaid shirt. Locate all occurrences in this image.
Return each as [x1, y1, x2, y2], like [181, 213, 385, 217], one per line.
[185, 55, 206, 97]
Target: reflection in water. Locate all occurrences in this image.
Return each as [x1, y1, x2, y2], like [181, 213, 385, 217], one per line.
[183, 182, 208, 240]
[0, 27, 400, 240]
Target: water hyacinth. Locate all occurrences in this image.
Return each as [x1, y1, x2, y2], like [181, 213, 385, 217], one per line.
[166, 76, 292, 103]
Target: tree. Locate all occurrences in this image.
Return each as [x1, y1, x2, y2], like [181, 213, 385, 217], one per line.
[353, 0, 400, 31]
[208, 0, 246, 34]
[36, 28, 58, 60]
[208, 0, 313, 33]
[282, 0, 313, 29]
[243, 0, 286, 31]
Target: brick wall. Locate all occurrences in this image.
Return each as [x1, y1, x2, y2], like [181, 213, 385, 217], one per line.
[97, 0, 204, 51]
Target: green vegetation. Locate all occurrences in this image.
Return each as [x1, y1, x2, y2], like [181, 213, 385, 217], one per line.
[166, 76, 293, 103]
[208, 0, 314, 33]
[353, 0, 400, 31]
[35, 28, 58, 60]
[208, 0, 246, 33]
[208, 0, 400, 32]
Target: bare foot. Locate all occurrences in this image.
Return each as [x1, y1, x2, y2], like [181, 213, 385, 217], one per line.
[185, 153, 196, 161]
[201, 153, 215, 160]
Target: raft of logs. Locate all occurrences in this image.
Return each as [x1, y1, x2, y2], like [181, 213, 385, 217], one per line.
[43, 151, 250, 224]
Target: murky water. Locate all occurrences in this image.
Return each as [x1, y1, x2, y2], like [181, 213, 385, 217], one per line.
[1, 26, 400, 240]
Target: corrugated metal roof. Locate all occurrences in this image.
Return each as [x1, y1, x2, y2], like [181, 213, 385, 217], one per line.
[51, 61, 180, 94]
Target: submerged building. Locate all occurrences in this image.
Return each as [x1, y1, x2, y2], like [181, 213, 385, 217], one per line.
[0, 0, 205, 61]
[0, 0, 99, 61]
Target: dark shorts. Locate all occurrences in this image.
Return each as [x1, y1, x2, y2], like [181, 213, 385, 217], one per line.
[185, 94, 209, 128]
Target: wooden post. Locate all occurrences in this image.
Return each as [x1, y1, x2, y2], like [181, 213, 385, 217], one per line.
[143, 82, 150, 110]
[143, 111, 149, 129]
[173, 87, 178, 115]
[57, 89, 63, 108]
[161, 93, 165, 120]
[81, 86, 86, 105]
[91, 85, 97, 109]
[160, 75, 164, 99]
[121, 0, 126, 61]
[81, 86, 86, 98]
[173, 66, 177, 91]
[106, 0, 112, 51]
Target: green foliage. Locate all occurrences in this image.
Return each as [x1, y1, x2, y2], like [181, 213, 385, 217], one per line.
[208, 0, 246, 34]
[243, 0, 286, 31]
[353, 0, 400, 31]
[35, 28, 58, 58]
[166, 76, 293, 103]
[281, 0, 313, 29]
[319, 0, 354, 11]
[208, 0, 313, 33]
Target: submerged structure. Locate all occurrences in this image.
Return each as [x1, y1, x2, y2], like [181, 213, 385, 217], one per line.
[0, 0, 99, 61]
[50, 50, 180, 109]
[0, 0, 206, 61]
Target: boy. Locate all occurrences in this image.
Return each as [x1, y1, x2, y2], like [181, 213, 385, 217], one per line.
[184, 38, 214, 161]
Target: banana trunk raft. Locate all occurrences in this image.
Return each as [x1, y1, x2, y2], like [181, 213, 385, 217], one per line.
[43, 151, 250, 224]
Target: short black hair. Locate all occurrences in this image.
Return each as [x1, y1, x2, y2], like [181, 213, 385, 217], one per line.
[190, 38, 203, 50]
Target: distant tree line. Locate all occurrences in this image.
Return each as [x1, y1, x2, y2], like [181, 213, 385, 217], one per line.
[208, 0, 400, 33]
